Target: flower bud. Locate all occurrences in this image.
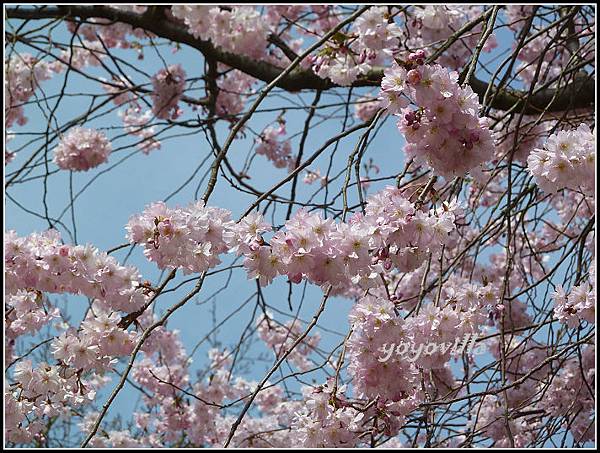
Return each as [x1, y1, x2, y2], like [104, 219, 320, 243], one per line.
[407, 69, 422, 85]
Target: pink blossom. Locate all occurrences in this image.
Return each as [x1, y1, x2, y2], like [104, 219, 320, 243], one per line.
[151, 64, 186, 120]
[53, 127, 112, 171]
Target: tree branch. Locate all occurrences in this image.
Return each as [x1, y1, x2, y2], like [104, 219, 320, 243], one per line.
[6, 5, 595, 114]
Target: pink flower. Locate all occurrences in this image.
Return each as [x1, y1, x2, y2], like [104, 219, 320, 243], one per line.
[150, 64, 186, 120]
[53, 127, 112, 171]
[527, 123, 595, 195]
[380, 61, 495, 177]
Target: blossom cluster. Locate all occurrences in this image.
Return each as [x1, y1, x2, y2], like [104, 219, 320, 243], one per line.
[127, 317, 197, 446]
[66, 7, 149, 50]
[51, 304, 137, 371]
[53, 127, 112, 171]
[404, 6, 497, 70]
[173, 5, 334, 73]
[309, 6, 497, 87]
[5, 229, 147, 313]
[171, 6, 272, 60]
[310, 7, 400, 86]
[346, 294, 486, 412]
[126, 186, 456, 291]
[265, 6, 305, 25]
[170, 6, 307, 76]
[150, 64, 186, 120]
[292, 381, 362, 447]
[214, 67, 257, 118]
[255, 123, 295, 171]
[5, 290, 59, 362]
[553, 261, 596, 327]
[126, 200, 233, 274]
[5, 54, 57, 127]
[6, 360, 109, 444]
[380, 52, 495, 177]
[5, 150, 15, 165]
[527, 123, 595, 195]
[231, 186, 457, 291]
[346, 296, 421, 412]
[4, 229, 146, 445]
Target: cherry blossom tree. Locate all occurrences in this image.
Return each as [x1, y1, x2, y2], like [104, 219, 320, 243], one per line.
[4, 4, 596, 448]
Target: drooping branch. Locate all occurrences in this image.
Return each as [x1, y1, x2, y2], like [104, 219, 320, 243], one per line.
[6, 5, 595, 114]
